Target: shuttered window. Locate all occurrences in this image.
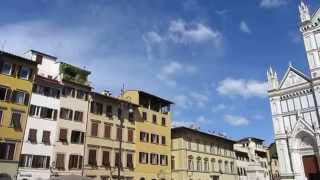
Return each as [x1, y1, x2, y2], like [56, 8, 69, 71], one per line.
[104, 124, 111, 139]
[42, 131, 51, 145]
[128, 129, 134, 143]
[88, 149, 97, 166]
[28, 129, 37, 144]
[102, 151, 110, 167]
[56, 154, 65, 170]
[59, 129, 68, 143]
[91, 122, 99, 137]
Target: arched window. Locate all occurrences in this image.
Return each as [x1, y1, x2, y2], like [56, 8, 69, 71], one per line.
[188, 155, 194, 170]
[196, 157, 202, 171]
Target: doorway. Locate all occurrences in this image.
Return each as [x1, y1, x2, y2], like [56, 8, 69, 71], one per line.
[303, 155, 320, 180]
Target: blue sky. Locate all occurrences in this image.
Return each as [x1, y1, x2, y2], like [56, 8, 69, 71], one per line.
[1, 0, 319, 144]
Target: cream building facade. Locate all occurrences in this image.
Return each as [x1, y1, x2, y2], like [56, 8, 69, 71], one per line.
[171, 127, 237, 180]
[84, 91, 138, 180]
[267, 2, 320, 180]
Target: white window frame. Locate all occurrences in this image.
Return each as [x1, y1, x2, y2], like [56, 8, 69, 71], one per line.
[2, 62, 12, 75]
[19, 66, 31, 80]
[15, 90, 26, 104]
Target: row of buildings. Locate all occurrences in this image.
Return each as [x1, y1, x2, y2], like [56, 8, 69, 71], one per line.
[0, 49, 278, 180]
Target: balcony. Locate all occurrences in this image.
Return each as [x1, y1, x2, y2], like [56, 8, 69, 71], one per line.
[59, 63, 90, 86]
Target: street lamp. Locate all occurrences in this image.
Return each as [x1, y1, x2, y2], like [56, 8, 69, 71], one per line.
[117, 101, 133, 180]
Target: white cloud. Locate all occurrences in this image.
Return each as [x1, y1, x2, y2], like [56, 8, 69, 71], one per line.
[224, 115, 249, 126]
[212, 103, 228, 112]
[217, 78, 268, 98]
[142, 31, 165, 60]
[173, 95, 193, 109]
[189, 91, 209, 108]
[168, 19, 222, 47]
[289, 31, 301, 44]
[0, 21, 98, 62]
[240, 21, 251, 34]
[215, 9, 228, 16]
[173, 115, 209, 128]
[260, 0, 287, 8]
[157, 61, 197, 87]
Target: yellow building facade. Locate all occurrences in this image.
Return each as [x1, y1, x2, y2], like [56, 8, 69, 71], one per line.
[121, 90, 173, 180]
[171, 127, 237, 180]
[84, 91, 139, 180]
[0, 51, 38, 179]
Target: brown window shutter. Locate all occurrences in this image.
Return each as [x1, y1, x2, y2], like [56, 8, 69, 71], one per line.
[59, 129, 68, 142]
[89, 150, 97, 166]
[24, 93, 30, 105]
[56, 154, 65, 170]
[102, 151, 110, 167]
[42, 131, 51, 145]
[127, 154, 133, 169]
[117, 127, 122, 140]
[5, 88, 12, 101]
[91, 122, 98, 137]
[128, 129, 133, 142]
[104, 125, 111, 138]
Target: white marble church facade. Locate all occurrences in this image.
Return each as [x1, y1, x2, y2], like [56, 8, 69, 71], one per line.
[267, 2, 320, 180]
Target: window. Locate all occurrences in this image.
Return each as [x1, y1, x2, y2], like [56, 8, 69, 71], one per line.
[196, 158, 202, 171]
[211, 158, 215, 172]
[71, 131, 84, 144]
[160, 155, 168, 166]
[161, 117, 166, 126]
[116, 127, 122, 140]
[102, 151, 110, 167]
[117, 108, 122, 119]
[106, 105, 112, 118]
[139, 152, 148, 164]
[128, 129, 134, 143]
[19, 66, 31, 80]
[161, 136, 166, 145]
[129, 111, 134, 122]
[69, 155, 82, 169]
[204, 159, 209, 172]
[140, 132, 149, 142]
[36, 54, 43, 64]
[62, 87, 74, 97]
[40, 107, 57, 120]
[0, 109, 3, 125]
[76, 90, 86, 99]
[115, 152, 122, 168]
[56, 153, 65, 170]
[104, 124, 111, 138]
[218, 160, 222, 172]
[0, 86, 10, 101]
[59, 129, 68, 143]
[225, 161, 229, 173]
[19, 155, 50, 169]
[230, 162, 234, 173]
[28, 129, 37, 144]
[91, 102, 103, 115]
[1, 62, 12, 75]
[142, 112, 147, 121]
[188, 156, 194, 170]
[152, 114, 157, 124]
[60, 108, 73, 120]
[151, 134, 159, 144]
[33, 84, 60, 98]
[88, 149, 97, 166]
[12, 91, 28, 105]
[171, 156, 175, 170]
[10, 112, 21, 129]
[187, 140, 191, 150]
[150, 153, 158, 165]
[74, 111, 83, 122]
[91, 122, 99, 137]
[42, 131, 51, 145]
[127, 153, 133, 169]
[0, 142, 15, 160]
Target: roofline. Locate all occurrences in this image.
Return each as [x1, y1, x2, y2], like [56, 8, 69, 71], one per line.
[60, 61, 91, 74]
[237, 137, 265, 143]
[0, 50, 38, 66]
[92, 91, 139, 106]
[125, 90, 174, 104]
[29, 49, 58, 60]
[172, 126, 236, 143]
